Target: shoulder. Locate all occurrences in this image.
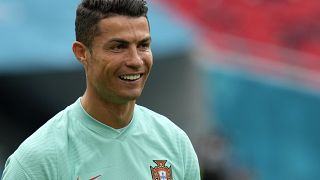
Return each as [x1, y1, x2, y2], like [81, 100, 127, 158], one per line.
[134, 105, 200, 179]
[135, 105, 190, 140]
[4, 105, 73, 178]
[135, 105, 182, 129]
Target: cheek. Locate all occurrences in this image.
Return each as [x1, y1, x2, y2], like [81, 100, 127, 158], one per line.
[87, 61, 106, 83]
[145, 53, 153, 69]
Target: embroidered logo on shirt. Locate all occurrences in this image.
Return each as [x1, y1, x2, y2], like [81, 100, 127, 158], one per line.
[89, 175, 102, 180]
[76, 175, 101, 180]
[150, 160, 173, 180]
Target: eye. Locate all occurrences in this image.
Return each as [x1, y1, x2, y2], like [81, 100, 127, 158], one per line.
[138, 42, 150, 51]
[110, 43, 127, 52]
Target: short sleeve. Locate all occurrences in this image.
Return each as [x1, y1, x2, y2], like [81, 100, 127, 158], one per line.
[1, 155, 32, 180]
[1, 122, 59, 180]
[180, 132, 201, 180]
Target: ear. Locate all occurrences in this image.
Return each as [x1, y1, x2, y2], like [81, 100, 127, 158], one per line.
[72, 41, 89, 65]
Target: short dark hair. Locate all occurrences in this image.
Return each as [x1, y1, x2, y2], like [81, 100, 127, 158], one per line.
[75, 0, 149, 48]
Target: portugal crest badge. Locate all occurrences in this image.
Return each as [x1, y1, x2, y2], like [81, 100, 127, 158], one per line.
[150, 160, 173, 180]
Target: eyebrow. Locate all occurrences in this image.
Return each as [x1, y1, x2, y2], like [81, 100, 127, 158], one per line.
[139, 36, 152, 43]
[108, 36, 152, 44]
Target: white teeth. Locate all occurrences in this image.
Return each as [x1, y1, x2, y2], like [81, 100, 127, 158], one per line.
[120, 74, 141, 81]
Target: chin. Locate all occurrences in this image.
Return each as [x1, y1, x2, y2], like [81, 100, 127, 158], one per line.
[124, 94, 141, 101]
[122, 89, 142, 98]
[119, 91, 142, 101]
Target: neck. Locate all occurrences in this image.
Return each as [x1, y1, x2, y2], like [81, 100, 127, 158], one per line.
[81, 90, 135, 129]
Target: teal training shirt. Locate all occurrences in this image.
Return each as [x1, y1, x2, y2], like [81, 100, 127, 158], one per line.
[2, 98, 200, 180]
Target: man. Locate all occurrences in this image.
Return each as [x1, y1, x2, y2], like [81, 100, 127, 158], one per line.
[2, 0, 200, 179]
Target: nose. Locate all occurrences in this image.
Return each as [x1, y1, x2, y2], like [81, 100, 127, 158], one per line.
[126, 47, 144, 68]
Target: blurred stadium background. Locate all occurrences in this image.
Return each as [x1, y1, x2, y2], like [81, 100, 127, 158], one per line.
[1, 0, 320, 179]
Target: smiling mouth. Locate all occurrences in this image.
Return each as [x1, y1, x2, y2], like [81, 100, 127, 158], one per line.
[119, 74, 143, 81]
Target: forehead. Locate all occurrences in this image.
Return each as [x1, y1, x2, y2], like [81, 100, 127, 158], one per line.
[95, 16, 150, 42]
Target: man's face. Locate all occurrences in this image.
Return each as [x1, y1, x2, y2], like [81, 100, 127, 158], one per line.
[85, 16, 152, 104]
